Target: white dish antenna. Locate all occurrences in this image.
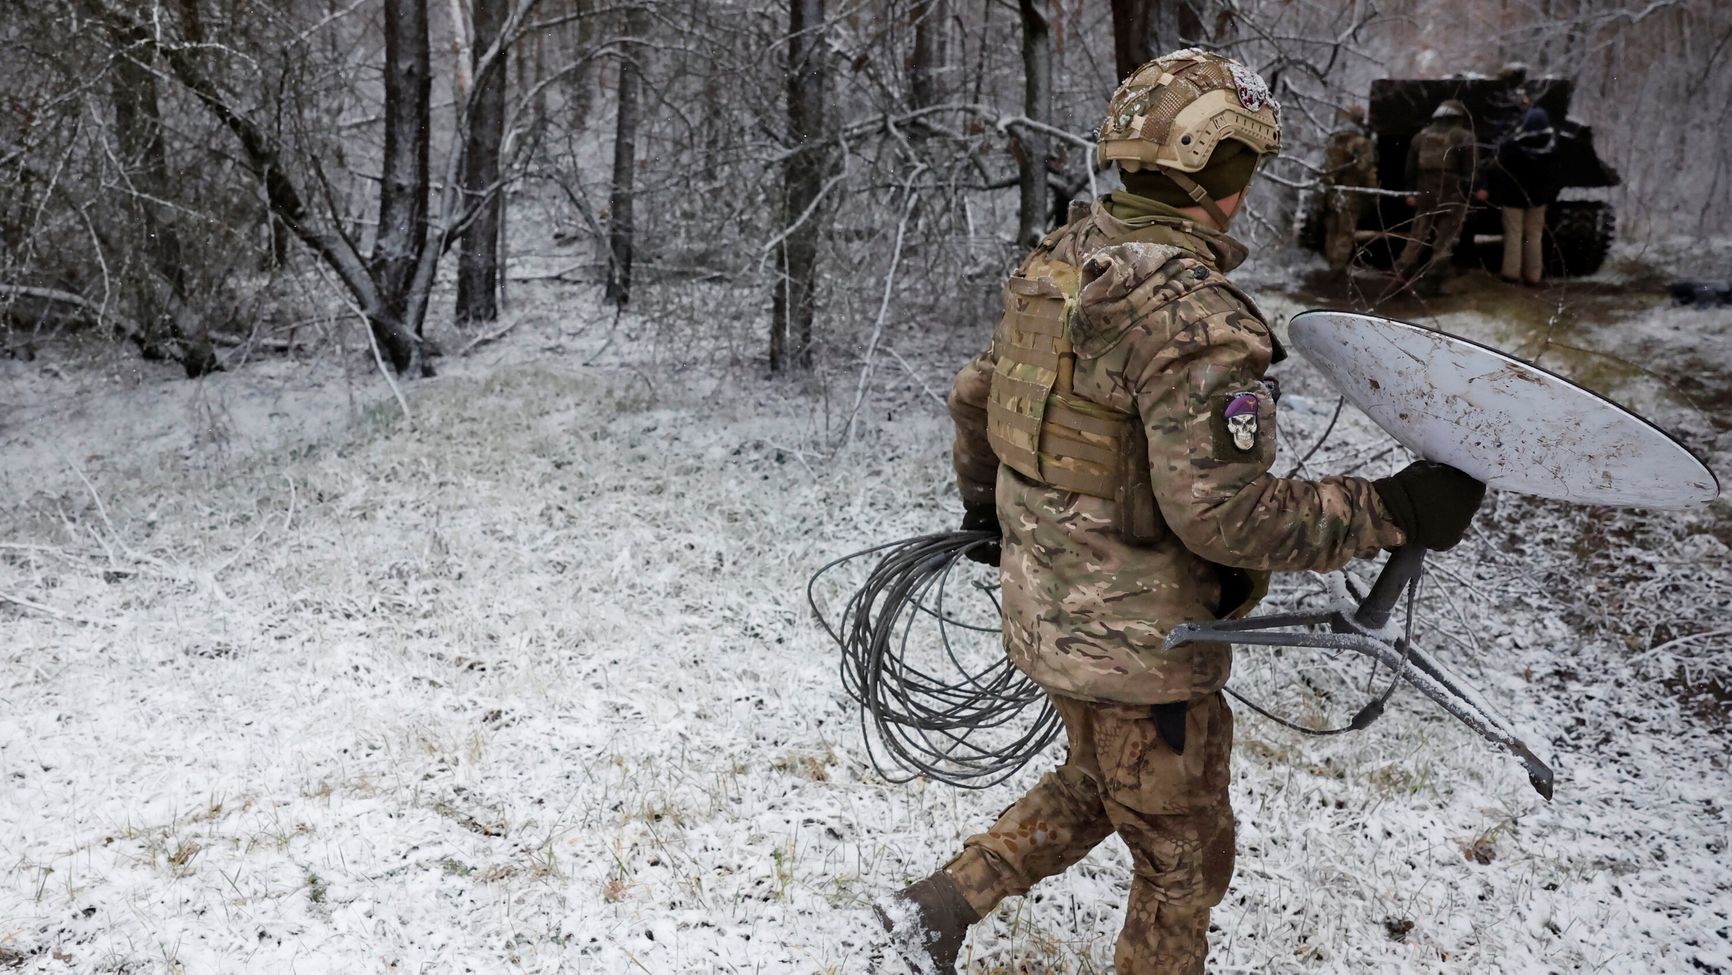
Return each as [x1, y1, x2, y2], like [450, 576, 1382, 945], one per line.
[1287, 311, 1719, 509]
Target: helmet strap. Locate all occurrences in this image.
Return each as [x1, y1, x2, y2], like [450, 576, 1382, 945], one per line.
[1163, 170, 1233, 229]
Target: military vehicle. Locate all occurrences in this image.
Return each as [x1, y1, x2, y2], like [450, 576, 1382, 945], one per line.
[1300, 75, 1620, 277]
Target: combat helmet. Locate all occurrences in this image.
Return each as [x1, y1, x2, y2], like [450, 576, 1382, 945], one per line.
[1096, 50, 1281, 225]
[1432, 99, 1469, 120]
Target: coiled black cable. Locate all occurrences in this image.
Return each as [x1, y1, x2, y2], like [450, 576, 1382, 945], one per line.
[808, 531, 1061, 789]
[809, 530, 1421, 789]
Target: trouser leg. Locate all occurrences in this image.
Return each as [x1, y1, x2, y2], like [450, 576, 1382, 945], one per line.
[948, 692, 1238, 974]
[1098, 694, 1238, 975]
[1323, 213, 1348, 270]
[1395, 206, 1436, 277]
[1523, 205, 1547, 284]
[1323, 191, 1355, 270]
[1501, 207, 1524, 280]
[1422, 200, 1466, 278]
[946, 694, 1115, 918]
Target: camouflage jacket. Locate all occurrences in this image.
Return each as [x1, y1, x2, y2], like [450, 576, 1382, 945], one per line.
[949, 199, 1406, 704]
[1323, 128, 1377, 188]
[1405, 120, 1477, 200]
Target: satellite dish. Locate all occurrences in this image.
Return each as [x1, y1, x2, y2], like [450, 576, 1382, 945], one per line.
[1288, 311, 1719, 509]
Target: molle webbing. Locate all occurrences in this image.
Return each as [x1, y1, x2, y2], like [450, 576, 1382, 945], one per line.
[986, 274, 1073, 483]
[985, 262, 1161, 541]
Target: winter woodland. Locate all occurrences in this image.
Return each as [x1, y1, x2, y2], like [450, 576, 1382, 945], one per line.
[2, 0, 1729, 972]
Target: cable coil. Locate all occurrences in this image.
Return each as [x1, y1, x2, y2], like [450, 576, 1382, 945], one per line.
[809, 531, 1432, 791]
[808, 531, 1060, 789]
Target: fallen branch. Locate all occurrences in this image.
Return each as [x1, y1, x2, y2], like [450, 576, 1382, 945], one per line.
[1638, 627, 1732, 659]
[457, 315, 529, 355]
[506, 263, 586, 281]
[0, 590, 121, 627]
[0, 284, 145, 341]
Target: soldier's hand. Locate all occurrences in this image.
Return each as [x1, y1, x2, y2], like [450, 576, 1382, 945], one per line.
[1475, 188, 1490, 202]
[960, 504, 1002, 567]
[1405, 195, 1418, 207]
[1373, 461, 1487, 551]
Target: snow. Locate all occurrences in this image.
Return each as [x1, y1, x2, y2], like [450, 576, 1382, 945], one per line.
[874, 893, 936, 975]
[1228, 60, 1280, 118]
[2, 248, 1729, 973]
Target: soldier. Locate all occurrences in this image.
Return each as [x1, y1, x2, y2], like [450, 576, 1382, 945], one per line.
[1321, 104, 1378, 271]
[1394, 100, 1477, 292]
[877, 50, 1485, 975]
[1481, 85, 1560, 286]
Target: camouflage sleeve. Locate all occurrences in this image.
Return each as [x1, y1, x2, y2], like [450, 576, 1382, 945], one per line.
[947, 350, 999, 508]
[1135, 304, 1407, 573]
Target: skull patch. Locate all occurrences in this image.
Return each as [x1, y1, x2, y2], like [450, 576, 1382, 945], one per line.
[1223, 392, 1260, 451]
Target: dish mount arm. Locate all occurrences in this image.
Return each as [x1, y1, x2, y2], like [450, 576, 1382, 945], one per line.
[1164, 545, 1555, 800]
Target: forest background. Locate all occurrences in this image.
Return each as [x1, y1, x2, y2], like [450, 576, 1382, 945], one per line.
[3, 0, 1730, 382]
[3, 1, 1732, 972]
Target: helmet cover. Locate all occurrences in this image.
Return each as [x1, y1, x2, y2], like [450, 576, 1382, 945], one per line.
[1096, 50, 1282, 173]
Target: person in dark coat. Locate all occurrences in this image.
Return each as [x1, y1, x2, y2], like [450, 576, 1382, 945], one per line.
[1480, 88, 1560, 285]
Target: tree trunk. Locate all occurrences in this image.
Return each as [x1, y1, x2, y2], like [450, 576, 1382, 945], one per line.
[456, 0, 508, 324]
[566, 0, 597, 125]
[143, 1, 424, 374]
[1015, 0, 1052, 248]
[108, 23, 220, 377]
[770, 0, 828, 373]
[604, 6, 645, 307]
[1203, 0, 1233, 46]
[529, 18, 548, 130]
[908, 0, 940, 109]
[372, 0, 432, 370]
[1110, 0, 1201, 79]
[1110, 0, 1149, 80]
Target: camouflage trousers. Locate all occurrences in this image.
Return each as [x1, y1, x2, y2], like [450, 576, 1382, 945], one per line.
[945, 692, 1235, 975]
[1323, 187, 1368, 270]
[1395, 191, 1468, 285]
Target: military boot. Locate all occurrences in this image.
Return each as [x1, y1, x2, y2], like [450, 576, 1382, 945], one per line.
[875, 869, 981, 974]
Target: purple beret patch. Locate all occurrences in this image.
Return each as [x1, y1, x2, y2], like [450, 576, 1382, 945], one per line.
[1223, 392, 1260, 419]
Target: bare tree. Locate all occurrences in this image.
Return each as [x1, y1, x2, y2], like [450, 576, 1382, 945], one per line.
[908, 0, 942, 108]
[604, 5, 646, 307]
[6, 0, 1725, 392]
[457, 0, 510, 324]
[375, 0, 433, 356]
[1110, 0, 1202, 79]
[1015, 0, 1053, 247]
[98, 0, 552, 375]
[771, 0, 830, 372]
[105, 18, 221, 376]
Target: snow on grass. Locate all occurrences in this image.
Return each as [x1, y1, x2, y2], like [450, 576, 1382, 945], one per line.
[2, 268, 1729, 974]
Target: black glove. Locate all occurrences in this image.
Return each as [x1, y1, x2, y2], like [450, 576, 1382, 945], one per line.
[1373, 461, 1487, 551]
[960, 503, 1001, 566]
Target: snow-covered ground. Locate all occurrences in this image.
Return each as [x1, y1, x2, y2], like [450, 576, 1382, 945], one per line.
[2, 247, 1729, 973]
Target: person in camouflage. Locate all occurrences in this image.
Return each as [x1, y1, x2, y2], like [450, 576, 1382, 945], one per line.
[1321, 104, 1377, 271]
[876, 51, 1484, 975]
[1394, 100, 1478, 292]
